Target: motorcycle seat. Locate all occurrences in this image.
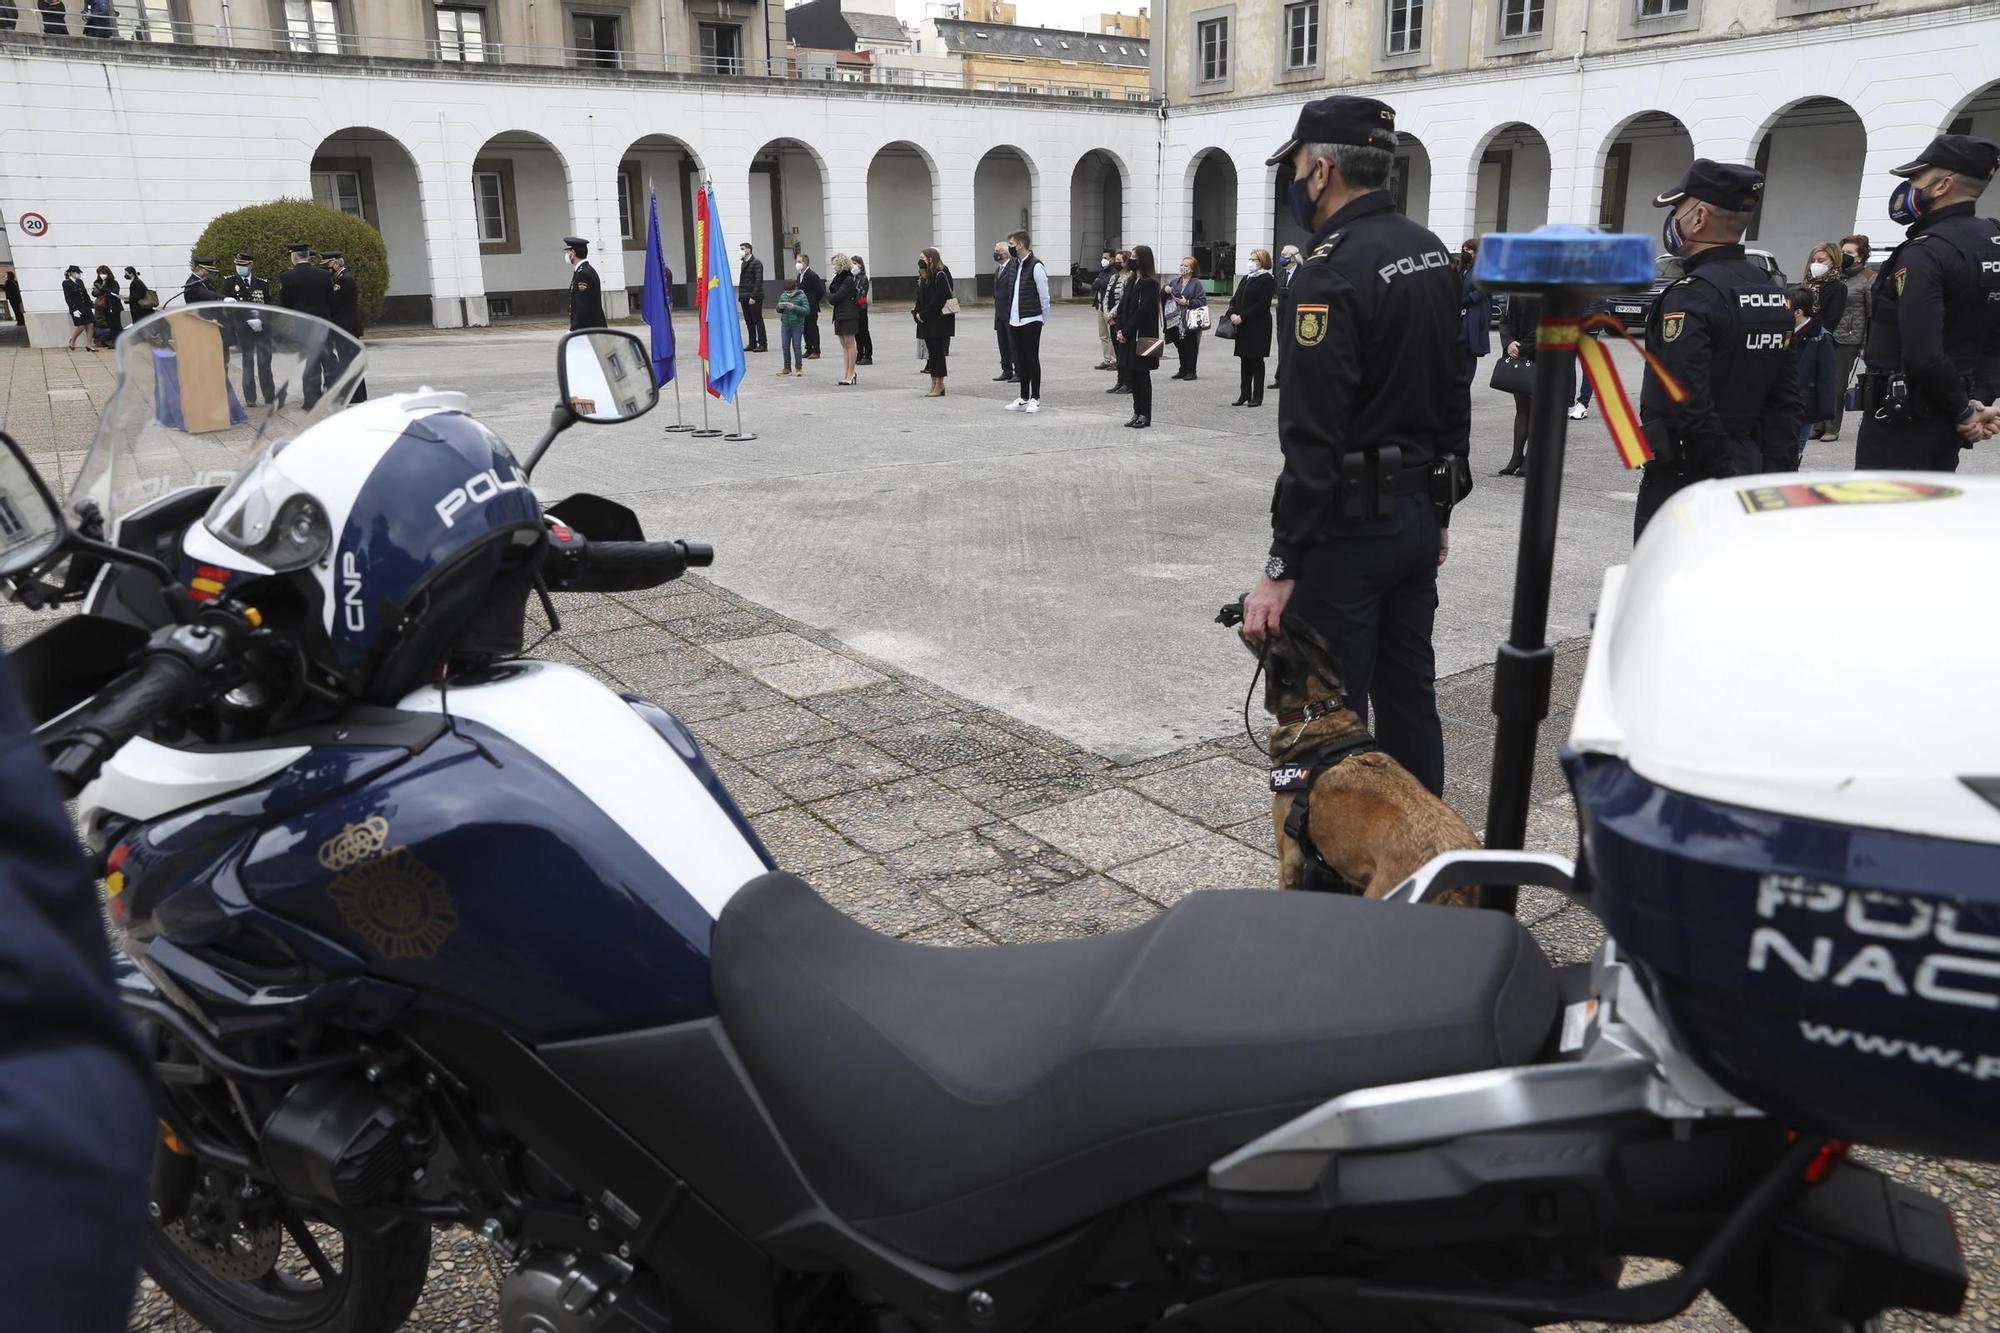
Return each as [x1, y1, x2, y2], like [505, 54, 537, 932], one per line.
[713, 872, 1558, 1269]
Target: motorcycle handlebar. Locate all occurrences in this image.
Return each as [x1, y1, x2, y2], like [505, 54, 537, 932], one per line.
[548, 539, 712, 594]
[47, 622, 236, 796]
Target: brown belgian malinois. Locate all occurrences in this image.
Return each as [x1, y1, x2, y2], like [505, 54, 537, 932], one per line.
[1230, 604, 1480, 906]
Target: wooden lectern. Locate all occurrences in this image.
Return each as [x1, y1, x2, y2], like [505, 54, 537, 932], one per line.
[167, 311, 232, 434]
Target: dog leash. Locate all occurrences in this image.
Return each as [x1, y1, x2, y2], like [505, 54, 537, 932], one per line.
[1216, 598, 1272, 755]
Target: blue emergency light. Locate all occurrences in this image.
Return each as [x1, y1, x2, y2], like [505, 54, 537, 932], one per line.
[1472, 224, 1654, 294]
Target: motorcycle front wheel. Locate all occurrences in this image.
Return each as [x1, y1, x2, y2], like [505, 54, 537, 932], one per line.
[141, 1212, 430, 1333]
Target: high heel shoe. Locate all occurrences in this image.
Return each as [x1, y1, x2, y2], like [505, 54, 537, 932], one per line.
[1231, 396, 1248, 406]
[1495, 460, 1524, 477]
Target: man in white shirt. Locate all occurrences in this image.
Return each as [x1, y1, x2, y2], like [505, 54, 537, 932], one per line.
[1001, 230, 1050, 414]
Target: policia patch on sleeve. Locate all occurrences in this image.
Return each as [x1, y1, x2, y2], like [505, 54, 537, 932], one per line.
[1894, 267, 1908, 296]
[1661, 311, 1685, 344]
[1295, 304, 1329, 347]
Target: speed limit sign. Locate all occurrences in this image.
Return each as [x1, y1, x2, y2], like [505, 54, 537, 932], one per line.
[17, 212, 49, 238]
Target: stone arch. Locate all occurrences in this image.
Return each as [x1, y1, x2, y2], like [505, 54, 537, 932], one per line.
[1471, 121, 1553, 235]
[973, 145, 1036, 297]
[1069, 148, 1127, 280]
[311, 126, 429, 324]
[1945, 80, 2000, 212]
[1748, 97, 1865, 278]
[1592, 111, 1693, 234]
[1393, 131, 1433, 231]
[470, 130, 574, 321]
[1187, 147, 1237, 285]
[616, 133, 704, 307]
[867, 140, 941, 301]
[751, 137, 830, 273]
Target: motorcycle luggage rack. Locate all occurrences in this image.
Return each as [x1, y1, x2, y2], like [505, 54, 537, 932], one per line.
[1380, 848, 1584, 907]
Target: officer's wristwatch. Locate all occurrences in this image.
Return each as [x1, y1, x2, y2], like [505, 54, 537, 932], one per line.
[1265, 555, 1290, 581]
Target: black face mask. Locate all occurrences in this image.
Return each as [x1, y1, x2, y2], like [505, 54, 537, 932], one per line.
[1839, 252, 1856, 272]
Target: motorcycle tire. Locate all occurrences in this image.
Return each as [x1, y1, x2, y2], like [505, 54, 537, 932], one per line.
[1146, 1282, 1528, 1333]
[141, 1215, 431, 1333]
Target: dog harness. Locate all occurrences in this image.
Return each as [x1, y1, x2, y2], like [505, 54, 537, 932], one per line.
[1271, 726, 1380, 895]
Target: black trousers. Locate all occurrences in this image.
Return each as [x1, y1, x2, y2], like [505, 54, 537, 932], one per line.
[1129, 361, 1152, 419]
[238, 332, 275, 403]
[923, 336, 949, 378]
[1238, 356, 1264, 404]
[1291, 498, 1445, 797]
[741, 295, 766, 350]
[805, 313, 820, 355]
[1174, 330, 1200, 377]
[1632, 438, 1762, 542]
[856, 307, 873, 362]
[1011, 321, 1042, 399]
[1854, 415, 1963, 473]
[995, 324, 1013, 377]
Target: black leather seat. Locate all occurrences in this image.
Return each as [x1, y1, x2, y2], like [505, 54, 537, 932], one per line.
[713, 873, 1557, 1269]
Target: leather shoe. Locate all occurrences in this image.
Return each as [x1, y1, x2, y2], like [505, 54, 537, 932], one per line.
[1131, 416, 1150, 429]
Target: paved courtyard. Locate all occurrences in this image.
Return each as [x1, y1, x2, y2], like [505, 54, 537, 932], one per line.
[0, 307, 1992, 1331]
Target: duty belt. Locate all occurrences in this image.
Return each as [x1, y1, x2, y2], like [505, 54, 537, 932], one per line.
[1856, 370, 1975, 419]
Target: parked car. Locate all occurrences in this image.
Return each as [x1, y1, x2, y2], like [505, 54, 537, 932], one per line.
[1610, 250, 1789, 329]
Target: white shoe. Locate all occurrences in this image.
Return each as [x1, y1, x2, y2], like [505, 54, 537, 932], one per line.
[1006, 399, 1026, 411]
[1567, 402, 1588, 420]
[1025, 400, 1040, 414]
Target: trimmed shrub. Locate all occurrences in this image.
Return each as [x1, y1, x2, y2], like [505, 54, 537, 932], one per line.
[193, 198, 390, 325]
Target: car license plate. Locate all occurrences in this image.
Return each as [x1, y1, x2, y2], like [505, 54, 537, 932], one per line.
[1614, 304, 1641, 316]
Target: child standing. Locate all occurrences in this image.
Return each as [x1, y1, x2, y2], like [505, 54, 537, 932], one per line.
[776, 279, 808, 376]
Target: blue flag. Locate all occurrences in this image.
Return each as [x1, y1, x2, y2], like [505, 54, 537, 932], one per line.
[699, 185, 745, 403]
[641, 188, 675, 386]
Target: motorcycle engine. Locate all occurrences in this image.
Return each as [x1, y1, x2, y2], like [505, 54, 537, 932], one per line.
[261, 1074, 416, 1208]
[500, 1252, 661, 1333]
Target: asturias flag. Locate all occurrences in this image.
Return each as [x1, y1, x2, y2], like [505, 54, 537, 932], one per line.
[698, 184, 746, 403]
[640, 187, 675, 386]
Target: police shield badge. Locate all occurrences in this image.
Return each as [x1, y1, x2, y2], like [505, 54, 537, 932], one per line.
[1295, 303, 1329, 347]
[1894, 267, 1908, 296]
[1661, 311, 1685, 344]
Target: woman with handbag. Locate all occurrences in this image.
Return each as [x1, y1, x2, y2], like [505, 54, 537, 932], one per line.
[1795, 242, 1847, 447]
[1114, 245, 1163, 429]
[1165, 256, 1208, 382]
[912, 247, 956, 398]
[1223, 250, 1274, 407]
[124, 267, 154, 319]
[852, 256, 873, 366]
[1493, 293, 1542, 476]
[827, 253, 861, 386]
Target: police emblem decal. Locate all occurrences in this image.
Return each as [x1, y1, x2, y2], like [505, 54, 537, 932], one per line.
[1295, 303, 1329, 347]
[1893, 267, 1907, 296]
[319, 818, 459, 961]
[1661, 311, 1685, 344]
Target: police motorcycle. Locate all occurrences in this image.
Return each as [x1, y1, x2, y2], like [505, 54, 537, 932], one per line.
[0, 301, 1976, 1333]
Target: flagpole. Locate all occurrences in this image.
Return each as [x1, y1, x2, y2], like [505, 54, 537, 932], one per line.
[647, 174, 694, 435]
[724, 392, 755, 442]
[664, 372, 693, 433]
[690, 355, 722, 438]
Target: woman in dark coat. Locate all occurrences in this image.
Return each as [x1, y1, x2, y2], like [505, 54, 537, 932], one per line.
[1795, 241, 1847, 453]
[61, 265, 91, 351]
[912, 246, 955, 397]
[1113, 244, 1162, 430]
[1224, 249, 1275, 407]
[827, 253, 861, 385]
[1458, 239, 1492, 383]
[1495, 292, 1542, 476]
[123, 267, 152, 318]
[91, 265, 123, 346]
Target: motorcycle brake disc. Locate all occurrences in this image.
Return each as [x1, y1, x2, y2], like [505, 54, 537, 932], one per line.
[164, 1215, 283, 1281]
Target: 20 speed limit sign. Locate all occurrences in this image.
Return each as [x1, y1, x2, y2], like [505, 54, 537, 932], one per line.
[17, 213, 49, 238]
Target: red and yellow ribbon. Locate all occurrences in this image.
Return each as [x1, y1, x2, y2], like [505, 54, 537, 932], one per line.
[1537, 314, 1686, 470]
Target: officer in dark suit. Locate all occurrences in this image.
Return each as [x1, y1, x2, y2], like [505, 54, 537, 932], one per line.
[0, 649, 154, 1330]
[1241, 95, 1472, 798]
[183, 255, 221, 306]
[322, 249, 368, 403]
[1853, 134, 2000, 473]
[220, 250, 276, 406]
[992, 240, 1017, 383]
[277, 241, 336, 407]
[565, 236, 605, 330]
[738, 242, 766, 352]
[1632, 160, 1801, 540]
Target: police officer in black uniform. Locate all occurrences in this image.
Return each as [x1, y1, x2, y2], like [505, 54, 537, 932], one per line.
[565, 236, 606, 330]
[1632, 160, 1801, 541]
[221, 250, 277, 406]
[322, 249, 368, 403]
[1853, 134, 2000, 473]
[1241, 95, 1471, 798]
[183, 254, 221, 306]
[277, 241, 336, 407]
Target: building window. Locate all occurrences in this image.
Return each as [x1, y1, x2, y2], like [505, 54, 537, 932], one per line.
[474, 170, 508, 244]
[698, 21, 742, 74]
[120, 0, 180, 42]
[435, 5, 486, 59]
[1384, 0, 1422, 54]
[1197, 16, 1228, 83]
[1636, 0, 1687, 14]
[283, 0, 339, 52]
[570, 11, 620, 67]
[1284, 1, 1318, 68]
[312, 170, 364, 218]
[616, 169, 636, 241]
[1498, 0, 1541, 38]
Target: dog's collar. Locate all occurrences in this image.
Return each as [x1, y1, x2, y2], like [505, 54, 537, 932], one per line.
[1269, 731, 1378, 792]
[1275, 697, 1344, 728]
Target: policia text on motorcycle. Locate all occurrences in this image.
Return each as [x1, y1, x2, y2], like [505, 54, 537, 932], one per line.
[1632, 159, 1802, 542]
[1241, 95, 1474, 799]
[1853, 133, 2000, 472]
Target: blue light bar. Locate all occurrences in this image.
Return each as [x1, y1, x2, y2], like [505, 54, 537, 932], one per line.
[1473, 224, 1655, 294]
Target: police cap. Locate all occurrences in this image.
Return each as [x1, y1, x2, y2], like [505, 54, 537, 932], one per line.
[563, 236, 590, 257]
[1266, 95, 1399, 167]
[1890, 133, 2000, 180]
[234, 251, 256, 265]
[319, 249, 344, 262]
[285, 241, 312, 256]
[190, 256, 215, 268]
[1652, 159, 1763, 213]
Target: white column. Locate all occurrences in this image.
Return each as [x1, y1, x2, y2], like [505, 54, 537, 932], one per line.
[430, 119, 486, 328]
[1233, 159, 1270, 263]
[1035, 151, 1073, 299]
[1157, 148, 1194, 266]
[1850, 113, 1933, 247]
[570, 129, 630, 321]
[823, 155, 871, 264]
[1428, 155, 1479, 253]
[936, 159, 978, 291]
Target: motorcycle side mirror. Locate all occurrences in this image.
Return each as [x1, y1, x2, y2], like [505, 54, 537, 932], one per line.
[558, 330, 659, 425]
[0, 431, 68, 579]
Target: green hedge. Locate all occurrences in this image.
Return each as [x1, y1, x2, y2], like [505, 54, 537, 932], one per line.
[193, 198, 390, 325]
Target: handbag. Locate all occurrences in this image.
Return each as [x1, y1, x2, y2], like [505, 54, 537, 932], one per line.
[941, 296, 961, 316]
[1843, 352, 1865, 412]
[1190, 306, 1212, 331]
[1213, 315, 1237, 341]
[1488, 354, 1536, 395]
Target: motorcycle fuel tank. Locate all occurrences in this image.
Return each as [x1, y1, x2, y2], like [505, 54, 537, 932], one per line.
[1566, 474, 2000, 1162]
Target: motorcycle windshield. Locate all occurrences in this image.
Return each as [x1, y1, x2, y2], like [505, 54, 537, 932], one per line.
[66, 305, 365, 536]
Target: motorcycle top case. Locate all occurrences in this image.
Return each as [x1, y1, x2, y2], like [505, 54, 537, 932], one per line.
[1565, 473, 2000, 1163]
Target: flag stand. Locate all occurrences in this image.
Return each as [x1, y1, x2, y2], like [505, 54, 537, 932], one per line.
[724, 395, 756, 442]
[690, 357, 723, 437]
[663, 374, 694, 433]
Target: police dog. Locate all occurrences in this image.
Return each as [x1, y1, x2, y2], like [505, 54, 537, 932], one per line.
[1240, 608, 1479, 906]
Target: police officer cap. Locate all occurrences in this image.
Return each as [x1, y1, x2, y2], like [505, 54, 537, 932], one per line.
[1652, 159, 1763, 213]
[190, 256, 215, 268]
[234, 251, 256, 265]
[65, 264, 82, 275]
[319, 249, 344, 261]
[1890, 133, 2000, 180]
[285, 241, 312, 256]
[563, 236, 590, 257]
[1266, 95, 1398, 167]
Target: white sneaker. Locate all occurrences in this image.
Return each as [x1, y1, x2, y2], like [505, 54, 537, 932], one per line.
[1006, 399, 1026, 411]
[1025, 400, 1040, 414]
[1567, 402, 1588, 420]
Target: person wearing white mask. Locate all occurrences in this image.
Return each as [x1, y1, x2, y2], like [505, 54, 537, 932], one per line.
[1091, 248, 1117, 369]
[1224, 249, 1275, 406]
[795, 254, 825, 359]
[1791, 241, 1848, 463]
[1271, 244, 1301, 390]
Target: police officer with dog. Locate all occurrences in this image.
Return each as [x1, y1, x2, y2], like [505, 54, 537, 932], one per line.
[1632, 160, 1801, 541]
[1241, 95, 1472, 798]
[1853, 133, 2000, 472]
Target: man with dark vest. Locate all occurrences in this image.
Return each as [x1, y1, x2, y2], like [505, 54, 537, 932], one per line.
[1000, 230, 1048, 413]
[322, 249, 368, 403]
[1632, 160, 1801, 541]
[564, 236, 605, 330]
[220, 250, 276, 406]
[277, 241, 336, 407]
[1853, 133, 2000, 472]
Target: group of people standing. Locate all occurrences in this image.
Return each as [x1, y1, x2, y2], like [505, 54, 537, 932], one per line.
[181, 243, 369, 404]
[60, 263, 155, 351]
[0, 0, 121, 37]
[737, 245, 876, 382]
